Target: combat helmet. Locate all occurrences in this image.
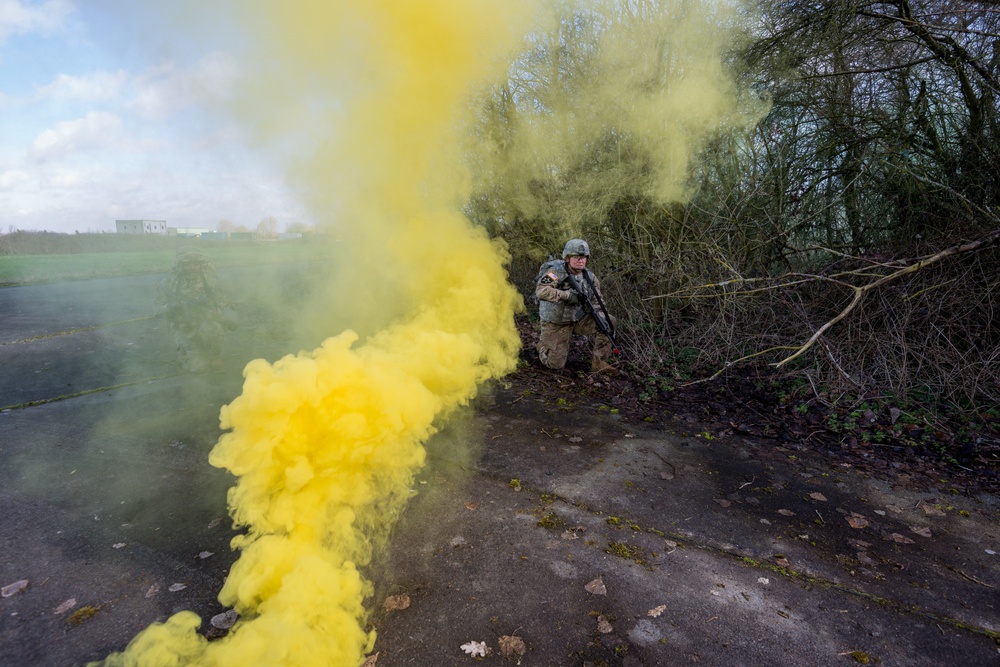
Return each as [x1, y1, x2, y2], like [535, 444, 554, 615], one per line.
[562, 238, 590, 259]
[174, 246, 207, 269]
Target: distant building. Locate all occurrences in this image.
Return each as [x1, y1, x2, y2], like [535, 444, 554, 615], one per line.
[116, 219, 167, 234]
[167, 227, 211, 238]
[200, 232, 228, 241]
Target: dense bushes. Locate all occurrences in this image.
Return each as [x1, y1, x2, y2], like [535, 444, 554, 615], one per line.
[483, 0, 1000, 419]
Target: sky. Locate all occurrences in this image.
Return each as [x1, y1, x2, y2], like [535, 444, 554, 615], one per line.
[0, 0, 311, 234]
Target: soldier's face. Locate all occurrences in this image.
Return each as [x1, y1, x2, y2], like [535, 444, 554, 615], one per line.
[567, 255, 588, 273]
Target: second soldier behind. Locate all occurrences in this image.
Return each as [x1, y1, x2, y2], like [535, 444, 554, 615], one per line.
[155, 247, 236, 373]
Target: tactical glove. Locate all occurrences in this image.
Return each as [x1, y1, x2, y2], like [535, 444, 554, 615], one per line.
[562, 290, 580, 305]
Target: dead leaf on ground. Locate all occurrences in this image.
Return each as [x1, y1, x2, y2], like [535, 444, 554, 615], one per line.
[714, 499, 732, 508]
[210, 609, 238, 629]
[1, 580, 28, 598]
[660, 471, 674, 480]
[168, 583, 187, 592]
[584, 577, 607, 595]
[464, 501, 479, 511]
[808, 492, 828, 502]
[648, 605, 666, 617]
[857, 552, 877, 567]
[910, 525, 932, 538]
[197, 551, 214, 560]
[499, 635, 526, 658]
[361, 652, 379, 667]
[561, 530, 579, 540]
[777, 509, 795, 517]
[596, 615, 613, 634]
[919, 503, 946, 517]
[776, 557, 790, 568]
[383, 594, 411, 611]
[889, 533, 915, 544]
[847, 514, 870, 529]
[886, 504, 903, 513]
[54, 598, 77, 615]
[145, 584, 160, 598]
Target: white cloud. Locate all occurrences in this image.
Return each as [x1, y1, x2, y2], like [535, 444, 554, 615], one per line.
[48, 165, 87, 187]
[28, 110, 123, 163]
[129, 51, 239, 120]
[35, 69, 127, 103]
[0, 0, 73, 43]
[0, 168, 28, 188]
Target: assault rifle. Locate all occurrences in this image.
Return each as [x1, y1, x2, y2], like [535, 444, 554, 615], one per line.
[566, 272, 622, 357]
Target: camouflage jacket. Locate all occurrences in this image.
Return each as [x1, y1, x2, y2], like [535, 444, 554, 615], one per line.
[155, 267, 227, 330]
[534, 259, 603, 325]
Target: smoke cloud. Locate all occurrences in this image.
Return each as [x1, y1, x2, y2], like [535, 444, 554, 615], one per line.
[466, 0, 766, 241]
[95, 1, 530, 665]
[94, 1, 761, 665]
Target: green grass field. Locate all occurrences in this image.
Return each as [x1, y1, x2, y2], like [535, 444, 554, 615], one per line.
[0, 241, 338, 287]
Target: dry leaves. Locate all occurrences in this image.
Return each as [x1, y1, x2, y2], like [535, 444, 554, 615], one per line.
[361, 652, 379, 667]
[889, 533, 915, 544]
[168, 583, 187, 592]
[648, 605, 666, 617]
[713, 499, 732, 508]
[919, 503, 946, 517]
[499, 635, 526, 658]
[145, 584, 160, 598]
[464, 501, 479, 511]
[384, 594, 411, 612]
[1, 580, 28, 598]
[584, 578, 607, 595]
[910, 525, 932, 538]
[777, 509, 796, 517]
[54, 598, 77, 615]
[210, 609, 238, 629]
[596, 615, 613, 634]
[808, 492, 828, 502]
[847, 514, 870, 529]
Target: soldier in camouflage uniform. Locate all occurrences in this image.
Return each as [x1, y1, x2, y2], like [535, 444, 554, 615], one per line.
[155, 247, 233, 372]
[534, 238, 616, 373]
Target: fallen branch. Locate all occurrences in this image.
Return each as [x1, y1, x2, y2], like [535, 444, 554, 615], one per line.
[774, 227, 1000, 368]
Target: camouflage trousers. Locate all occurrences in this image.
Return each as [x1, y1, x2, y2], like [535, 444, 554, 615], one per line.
[537, 315, 615, 371]
[170, 318, 224, 373]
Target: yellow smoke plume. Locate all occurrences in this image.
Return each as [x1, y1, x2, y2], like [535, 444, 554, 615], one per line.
[95, 1, 762, 664]
[467, 0, 766, 236]
[96, 1, 530, 665]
